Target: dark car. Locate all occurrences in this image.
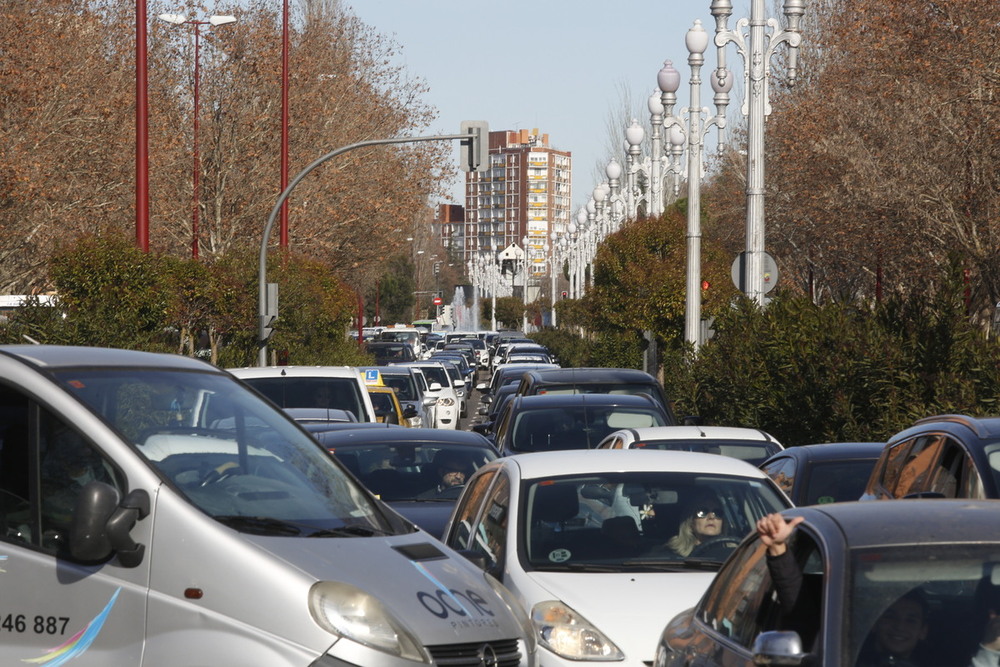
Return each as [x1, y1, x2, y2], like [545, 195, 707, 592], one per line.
[477, 362, 560, 397]
[364, 341, 416, 365]
[471, 383, 520, 436]
[491, 393, 672, 457]
[760, 441, 885, 505]
[654, 500, 1000, 667]
[860, 414, 1000, 501]
[312, 427, 497, 538]
[514, 367, 676, 423]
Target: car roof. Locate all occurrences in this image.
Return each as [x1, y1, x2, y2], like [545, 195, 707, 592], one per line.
[508, 393, 662, 408]
[763, 441, 885, 464]
[314, 427, 494, 448]
[890, 414, 1000, 444]
[615, 425, 781, 444]
[0, 345, 216, 372]
[787, 499, 1000, 549]
[228, 365, 363, 379]
[522, 367, 657, 382]
[499, 448, 773, 479]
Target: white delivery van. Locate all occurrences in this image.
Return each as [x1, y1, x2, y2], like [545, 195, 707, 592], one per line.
[0, 345, 534, 667]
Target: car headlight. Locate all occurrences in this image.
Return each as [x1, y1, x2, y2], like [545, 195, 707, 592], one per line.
[309, 581, 428, 663]
[531, 600, 623, 661]
[485, 574, 537, 657]
[438, 397, 455, 407]
[408, 416, 423, 428]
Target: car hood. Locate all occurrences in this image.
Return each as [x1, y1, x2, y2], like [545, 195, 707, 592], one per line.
[243, 531, 520, 644]
[524, 570, 715, 662]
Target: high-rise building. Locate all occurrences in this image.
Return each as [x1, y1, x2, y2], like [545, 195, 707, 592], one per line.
[463, 129, 571, 278]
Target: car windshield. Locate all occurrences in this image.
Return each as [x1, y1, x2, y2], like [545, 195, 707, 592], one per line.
[327, 442, 496, 501]
[380, 373, 417, 401]
[379, 330, 418, 344]
[523, 471, 786, 571]
[636, 439, 782, 466]
[416, 365, 449, 388]
[848, 544, 1000, 667]
[240, 376, 368, 421]
[536, 382, 658, 398]
[511, 406, 667, 452]
[52, 368, 398, 537]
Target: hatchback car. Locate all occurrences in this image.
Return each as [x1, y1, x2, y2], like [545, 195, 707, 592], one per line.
[860, 414, 1000, 501]
[358, 366, 436, 429]
[760, 441, 884, 505]
[654, 500, 1000, 667]
[492, 393, 672, 457]
[596, 425, 784, 466]
[443, 449, 791, 666]
[314, 427, 498, 538]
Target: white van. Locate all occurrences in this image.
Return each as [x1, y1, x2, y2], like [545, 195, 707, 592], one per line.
[0, 345, 535, 666]
[228, 365, 377, 423]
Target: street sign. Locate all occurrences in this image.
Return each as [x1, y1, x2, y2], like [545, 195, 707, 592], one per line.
[432, 297, 443, 305]
[731, 251, 779, 294]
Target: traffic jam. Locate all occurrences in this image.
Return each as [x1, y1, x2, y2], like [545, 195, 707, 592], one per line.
[0, 329, 997, 667]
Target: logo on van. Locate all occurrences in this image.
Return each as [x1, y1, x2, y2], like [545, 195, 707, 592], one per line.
[411, 562, 497, 626]
[26, 587, 120, 665]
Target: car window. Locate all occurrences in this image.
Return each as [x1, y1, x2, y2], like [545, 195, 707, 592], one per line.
[805, 459, 877, 504]
[876, 439, 914, 497]
[381, 374, 416, 401]
[469, 473, 511, 572]
[891, 435, 945, 498]
[927, 438, 983, 499]
[447, 470, 497, 551]
[243, 376, 367, 421]
[761, 455, 796, 497]
[525, 471, 788, 570]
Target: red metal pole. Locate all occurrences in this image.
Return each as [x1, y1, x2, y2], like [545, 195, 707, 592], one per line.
[280, 0, 290, 248]
[191, 25, 201, 260]
[136, 0, 150, 252]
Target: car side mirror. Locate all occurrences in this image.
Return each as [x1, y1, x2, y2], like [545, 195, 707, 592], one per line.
[402, 405, 418, 419]
[429, 382, 443, 391]
[681, 415, 703, 426]
[70, 482, 150, 568]
[751, 630, 810, 666]
[475, 383, 487, 391]
[471, 422, 493, 435]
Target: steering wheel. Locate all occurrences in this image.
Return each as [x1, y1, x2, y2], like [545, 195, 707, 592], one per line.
[689, 536, 741, 559]
[200, 461, 240, 487]
[436, 484, 466, 499]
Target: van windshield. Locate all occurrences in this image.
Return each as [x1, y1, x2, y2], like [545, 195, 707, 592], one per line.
[53, 368, 402, 537]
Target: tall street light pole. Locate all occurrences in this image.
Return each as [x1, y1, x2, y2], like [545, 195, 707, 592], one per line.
[712, 0, 803, 305]
[136, 0, 150, 252]
[159, 13, 238, 260]
[280, 0, 289, 249]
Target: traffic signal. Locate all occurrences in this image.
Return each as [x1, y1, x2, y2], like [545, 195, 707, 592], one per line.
[561, 291, 568, 299]
[459, 121, 489, 173]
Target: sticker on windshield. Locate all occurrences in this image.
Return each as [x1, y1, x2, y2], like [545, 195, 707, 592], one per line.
[548, 548, 571, 563]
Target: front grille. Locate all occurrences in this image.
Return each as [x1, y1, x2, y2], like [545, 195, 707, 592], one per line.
[426, 638, 522, 667]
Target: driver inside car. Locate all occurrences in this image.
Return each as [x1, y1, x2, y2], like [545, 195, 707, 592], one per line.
[665, 496, 728, 557]
[417, 452, 467, 498]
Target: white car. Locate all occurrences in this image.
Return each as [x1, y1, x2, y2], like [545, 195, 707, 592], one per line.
[442, 449, 790, 666]
[595, 425, 784, 466]
[228, 365, 377, 423]
[403, 361, 461, 429]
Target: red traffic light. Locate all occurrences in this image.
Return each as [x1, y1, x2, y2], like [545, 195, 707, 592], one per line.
[701, 280, 711, 290]
[561, 291, 568, 298]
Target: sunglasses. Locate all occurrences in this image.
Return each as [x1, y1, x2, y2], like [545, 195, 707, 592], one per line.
[694, 508, 723, 519]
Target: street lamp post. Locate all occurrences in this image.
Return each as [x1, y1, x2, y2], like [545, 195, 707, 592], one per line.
[549, 231, 559, 327]
[159, 13, 238, 259]
[657, 23, 731, 349]
[136, 0, 149, 252]
[521, 236, 529, 332]
[712, 0, 804, 305]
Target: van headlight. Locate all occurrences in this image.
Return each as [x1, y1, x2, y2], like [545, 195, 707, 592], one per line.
[485, 574, 537, 657]
[531, 600, 623, 660]
[438, 397, 455, 407]
[309, 581, 427, 663]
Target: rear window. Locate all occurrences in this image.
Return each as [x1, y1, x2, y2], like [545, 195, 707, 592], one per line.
[511, 406, 668, 452]
[243, 377, 368, 421]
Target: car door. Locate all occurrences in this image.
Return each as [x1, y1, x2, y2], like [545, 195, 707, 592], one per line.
[0, 381, 148, 665]
[664, 527, 826, 667]
[445, 468, 507, 573]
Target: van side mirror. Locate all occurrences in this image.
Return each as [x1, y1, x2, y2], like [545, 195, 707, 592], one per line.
[402, 405, 418, 419]
[70, 482, 150, 568]
[751, 630, 810, 666]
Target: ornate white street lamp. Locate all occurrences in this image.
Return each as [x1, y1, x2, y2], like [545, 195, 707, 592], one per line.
[712, 0, 804, 305]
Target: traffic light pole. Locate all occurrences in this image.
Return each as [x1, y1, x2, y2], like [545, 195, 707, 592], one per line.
[257, 126, 488, 366]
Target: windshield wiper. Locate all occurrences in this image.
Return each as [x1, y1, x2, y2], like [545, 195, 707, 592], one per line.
[531, 563, 621, 573]
[215, 516, 390, 538]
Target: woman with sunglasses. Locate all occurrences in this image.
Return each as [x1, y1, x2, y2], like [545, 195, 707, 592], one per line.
[666, 499, 731, 558]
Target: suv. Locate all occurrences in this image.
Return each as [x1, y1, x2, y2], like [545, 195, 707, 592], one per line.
[860, 414, 1000, 500]
[402, 361, 461, 429]
[515, 367, 676, 423]
[229, 366, 376, 423]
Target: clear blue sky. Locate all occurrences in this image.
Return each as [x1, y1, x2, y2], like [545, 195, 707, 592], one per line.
[346, 0, 741, 211]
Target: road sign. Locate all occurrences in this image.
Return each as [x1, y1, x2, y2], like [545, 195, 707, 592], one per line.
[731, 251, 779, 294]
[432, 297, 443, 305]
